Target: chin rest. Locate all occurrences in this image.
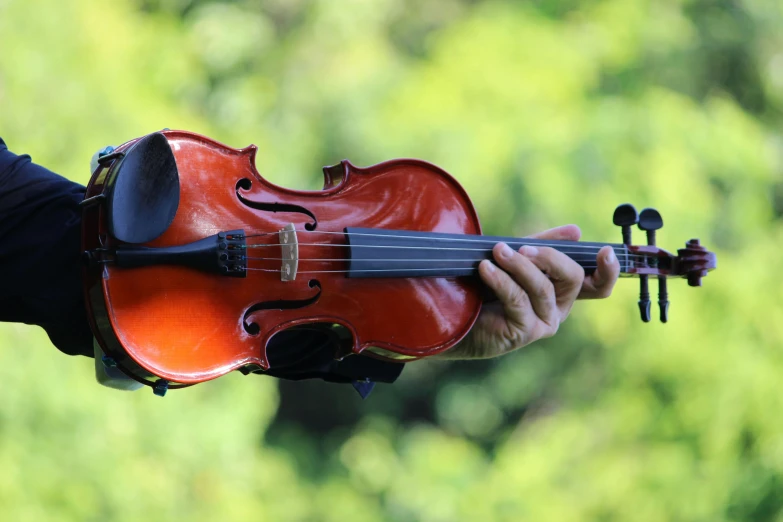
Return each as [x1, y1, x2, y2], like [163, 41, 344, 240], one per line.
[107, 132, 180, 244]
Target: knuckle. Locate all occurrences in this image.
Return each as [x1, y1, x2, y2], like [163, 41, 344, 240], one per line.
[504, 328, 527, 348]
[509, 286, 528, 308]
[534, 281, 554, 301]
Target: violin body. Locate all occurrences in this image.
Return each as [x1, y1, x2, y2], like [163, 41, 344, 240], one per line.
[82, 130, 483, 385]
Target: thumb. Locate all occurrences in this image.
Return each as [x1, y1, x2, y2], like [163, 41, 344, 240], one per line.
[527, 224, 581, 241]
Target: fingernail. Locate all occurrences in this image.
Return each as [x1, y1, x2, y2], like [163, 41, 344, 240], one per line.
[521, 245, 539, 256]
[500, 243, 513, 259]
[606, 249, 616, 264]
[484, 261, 496, 273]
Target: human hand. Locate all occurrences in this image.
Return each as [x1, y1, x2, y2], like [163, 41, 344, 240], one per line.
[437, 225, 620, 360]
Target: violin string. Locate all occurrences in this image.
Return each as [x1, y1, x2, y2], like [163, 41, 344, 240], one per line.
[240, 230, 626, 251]
[241, 242, 648, 260]
[243, 240, 626, 252]
[243, 229, 622, 249]
[241, 232, 644, 257]
[241, 231, 279, 239]
[241, 254, 638, 262]
[234, 229, 653, 262]
[243, 241, 631, 254]
[240, 264, 617, 274]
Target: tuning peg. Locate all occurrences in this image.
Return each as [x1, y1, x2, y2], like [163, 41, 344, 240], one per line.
[613, 204, 638, 245]
[638, 208, 663, 246]
[614, 204, 651, 321]
[658, 278, 669, 323]
[637, 208, 669, 322]
[638, 275, 651, 322]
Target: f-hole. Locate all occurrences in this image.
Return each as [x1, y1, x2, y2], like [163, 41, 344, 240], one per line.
[235, 178, 318, 231]
[243, 279, 322, 335]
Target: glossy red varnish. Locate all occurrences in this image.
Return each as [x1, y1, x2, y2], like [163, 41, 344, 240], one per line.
[83, 131, 482, 384]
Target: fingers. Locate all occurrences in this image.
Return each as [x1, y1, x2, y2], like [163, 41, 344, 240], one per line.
[478, 259, 534, 332]
[527, 225, 620, 300]
[579, 245, 620, 299]
[527, 224, 581, 241]
[486, 243, 559, 330]
[519, 244, 584, 315]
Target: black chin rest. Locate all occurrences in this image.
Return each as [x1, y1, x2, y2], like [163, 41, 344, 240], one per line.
[107, 132, 180, 244]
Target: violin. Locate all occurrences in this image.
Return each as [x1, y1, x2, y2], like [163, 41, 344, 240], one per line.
[80, 130, 717, 394]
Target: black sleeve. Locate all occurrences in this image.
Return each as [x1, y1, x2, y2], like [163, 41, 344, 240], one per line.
[0, 138, 93, 356]
[0, 138, 404, 389]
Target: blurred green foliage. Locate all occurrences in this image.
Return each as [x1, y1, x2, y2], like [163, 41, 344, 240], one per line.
[1, 0, 782, 520]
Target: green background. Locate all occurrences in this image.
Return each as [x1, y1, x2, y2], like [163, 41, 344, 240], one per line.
[1, 0, 781, 520]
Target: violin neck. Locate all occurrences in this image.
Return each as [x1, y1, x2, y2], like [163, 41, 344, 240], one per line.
[345, 228, 629, 278]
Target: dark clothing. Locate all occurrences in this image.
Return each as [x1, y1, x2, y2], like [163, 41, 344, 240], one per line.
[0, 138, 403, 389]
[0, 139, 90, 355]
